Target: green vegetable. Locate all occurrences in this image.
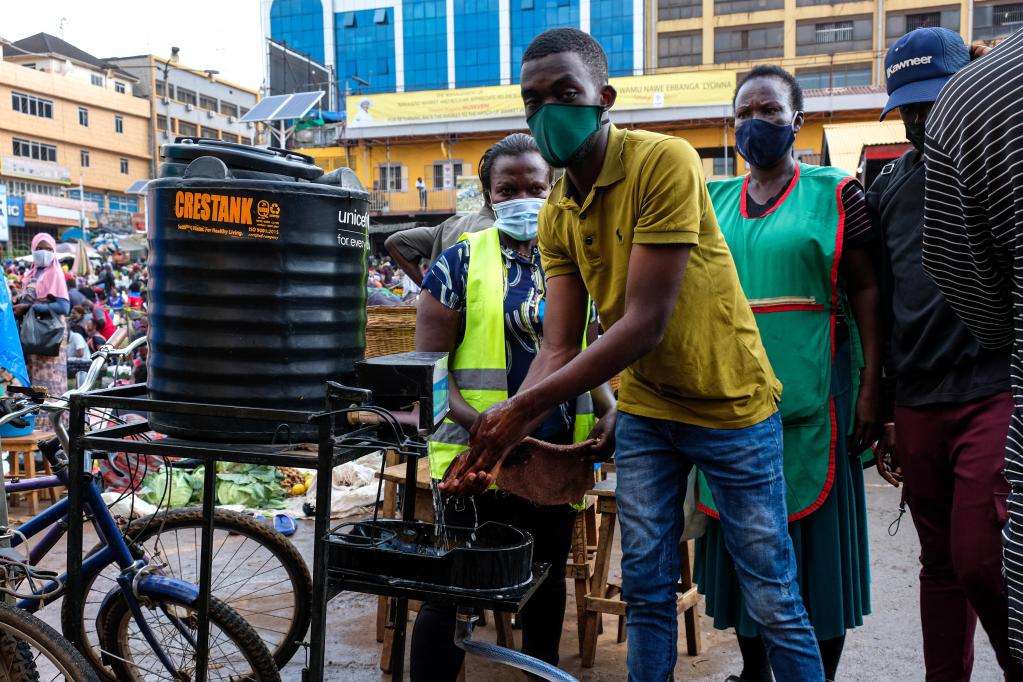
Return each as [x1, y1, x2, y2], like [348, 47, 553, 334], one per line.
[215, 464, 286, 510]
[138, 463, 285, 510]
[138, 467, 199, 508]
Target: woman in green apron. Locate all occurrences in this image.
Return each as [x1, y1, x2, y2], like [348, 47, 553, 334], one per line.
[694, 65, 881, 681]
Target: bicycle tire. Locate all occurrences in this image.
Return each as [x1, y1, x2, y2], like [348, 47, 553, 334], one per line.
[0, 602, 99, 682]
[63, 507, 310, 677]
[97, 591, 279, 682]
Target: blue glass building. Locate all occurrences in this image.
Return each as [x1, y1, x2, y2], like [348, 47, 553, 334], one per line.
[263, 0, 644, 94]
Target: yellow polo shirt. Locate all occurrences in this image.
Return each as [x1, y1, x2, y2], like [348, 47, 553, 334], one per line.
[538, 125, 781, 429]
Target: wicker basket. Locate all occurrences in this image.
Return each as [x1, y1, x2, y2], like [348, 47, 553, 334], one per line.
[365, 305, 418, 358]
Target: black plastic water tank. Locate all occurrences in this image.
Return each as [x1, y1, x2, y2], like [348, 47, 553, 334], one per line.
[147, 138, 370, 442]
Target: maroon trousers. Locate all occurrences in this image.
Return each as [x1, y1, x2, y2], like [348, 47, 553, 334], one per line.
[897, 391, 1022, 682]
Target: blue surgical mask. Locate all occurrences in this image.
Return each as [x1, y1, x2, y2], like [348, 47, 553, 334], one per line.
[492, 197, 544, 241]
[735, 118, 796, 169]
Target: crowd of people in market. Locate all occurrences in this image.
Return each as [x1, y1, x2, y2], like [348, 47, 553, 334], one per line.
[0, 233, 148, 401]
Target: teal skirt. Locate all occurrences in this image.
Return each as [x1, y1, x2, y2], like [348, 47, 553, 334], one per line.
[694, 336, 871, 640]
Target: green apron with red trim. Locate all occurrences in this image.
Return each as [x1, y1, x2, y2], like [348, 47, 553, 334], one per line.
[698, 163, 861, 521]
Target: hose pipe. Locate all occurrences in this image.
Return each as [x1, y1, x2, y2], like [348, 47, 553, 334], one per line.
[454, 611, 578, 682]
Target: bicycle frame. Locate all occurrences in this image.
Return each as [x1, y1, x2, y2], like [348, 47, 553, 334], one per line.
[6, 445, 201, 677]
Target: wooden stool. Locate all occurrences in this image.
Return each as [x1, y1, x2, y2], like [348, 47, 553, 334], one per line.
[3, 431, 61, 515]
[374, 457, 514, 678]
[580, 478, 702, 668]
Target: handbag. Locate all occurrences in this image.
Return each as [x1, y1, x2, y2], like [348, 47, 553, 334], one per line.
[20, 308, 64, 357]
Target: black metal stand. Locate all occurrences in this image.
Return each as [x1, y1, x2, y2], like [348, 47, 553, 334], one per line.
[64, 382, 376, 682]
[65, 377, 551, 682]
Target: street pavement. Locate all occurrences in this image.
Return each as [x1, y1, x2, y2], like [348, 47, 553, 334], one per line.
[21, 480, 1005, 680]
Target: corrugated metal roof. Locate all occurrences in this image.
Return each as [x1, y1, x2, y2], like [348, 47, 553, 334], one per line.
[821, 120, 908, 176]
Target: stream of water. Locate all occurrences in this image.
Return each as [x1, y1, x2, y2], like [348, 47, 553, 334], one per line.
[431, 477, 452, 552]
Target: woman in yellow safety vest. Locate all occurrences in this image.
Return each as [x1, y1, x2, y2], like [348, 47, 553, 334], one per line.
[410, 133, 616, 680]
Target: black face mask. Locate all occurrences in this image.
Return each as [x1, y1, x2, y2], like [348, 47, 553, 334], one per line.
[904, 121, 926, 152]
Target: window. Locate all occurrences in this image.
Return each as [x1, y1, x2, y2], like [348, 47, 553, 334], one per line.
[80, 150, 90, 168]
[240, 136, 252, 145]
[239, 107, 250, 117]
[659, 31, 703, 67]
[220, 102, 239, 118]
[796, 63, 873, 89]
[11, 92, 53, 118]
[77, 107, 88, 127]
[221, 132, 239, 143]
[659, 0, 702, 20]
[176, 87, 197, 106]
[815, 20, 853, 43]
[907, 11, 941, 31]
[108, 194, 139, 213]
[715, 24, 785, 61]
[521, 0, 534, 7]
[177, 121, 197, 137]
[343, 12, 356, 27]
[68, 189, 105, 206]
[9, 180, 61, 197]
[199, 94, 218, 111]
[114, 81, 126, 94]
[12, 138, 57, 162]
[90, 73, 104, 87]
[155, 80, 165, 97]
[201, 126, 219, 140]
[996, 2, 1023, 24]
[714, 0, 783, 14]
[976, 3, 1023, 40]
[378, 163, 404, 191]
[798, 16, 872, 54]
[114, 115, 124, 134]
[119, 158, 129, 175]
[432, 162, 463, 190]
[156, 114, 168, 131]
[713, 157, 733, 176]
[887, 9, 959, 46]
[374, 8, 388, 23]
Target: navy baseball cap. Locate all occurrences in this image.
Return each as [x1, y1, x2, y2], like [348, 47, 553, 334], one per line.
[880, 27, 969, 120]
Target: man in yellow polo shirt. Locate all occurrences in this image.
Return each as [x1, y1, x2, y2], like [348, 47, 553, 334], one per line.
[440, 29, 824, 681]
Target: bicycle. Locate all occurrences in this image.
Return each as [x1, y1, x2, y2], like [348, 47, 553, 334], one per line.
[86, 335, 311, 672]
[10, 333, 311, 677]
[0, 331, 279, 682]
[0, 600, 99, 682]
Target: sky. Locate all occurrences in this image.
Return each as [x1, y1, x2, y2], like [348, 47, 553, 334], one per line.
[0, 0, 265, 91]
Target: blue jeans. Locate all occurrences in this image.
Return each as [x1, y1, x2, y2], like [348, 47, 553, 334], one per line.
[615, 410, 823, 682]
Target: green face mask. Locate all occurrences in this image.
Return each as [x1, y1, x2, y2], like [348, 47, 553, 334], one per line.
[526, 103, 605, 168]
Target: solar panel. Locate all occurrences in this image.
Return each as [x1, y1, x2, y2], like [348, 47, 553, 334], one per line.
[273, 91, 324, 120]
[125, 180, 150, 195]
[239, 94, 291, 122]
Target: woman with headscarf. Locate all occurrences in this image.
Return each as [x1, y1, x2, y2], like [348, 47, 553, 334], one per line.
[13, 233, 71, 396]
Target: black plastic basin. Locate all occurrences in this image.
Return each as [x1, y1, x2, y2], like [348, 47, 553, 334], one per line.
[326, 520, 533, 592]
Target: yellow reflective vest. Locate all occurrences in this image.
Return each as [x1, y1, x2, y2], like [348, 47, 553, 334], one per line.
[427, 227, 596, 480]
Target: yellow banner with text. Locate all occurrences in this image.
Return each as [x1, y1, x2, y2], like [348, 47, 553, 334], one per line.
[347, 71, 735, 127]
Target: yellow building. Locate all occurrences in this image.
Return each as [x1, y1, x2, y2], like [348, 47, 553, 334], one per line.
[292, 0, 1014, 221]
[0, 33, 152, 246]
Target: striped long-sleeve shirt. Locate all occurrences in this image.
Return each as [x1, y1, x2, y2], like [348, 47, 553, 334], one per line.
[921, 27, 1023, 658]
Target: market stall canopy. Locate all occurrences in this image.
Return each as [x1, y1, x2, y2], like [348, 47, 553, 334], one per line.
[821, 121, 909, 177]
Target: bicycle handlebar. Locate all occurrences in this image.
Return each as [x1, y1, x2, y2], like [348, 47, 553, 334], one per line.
[0, 335, 150, 453]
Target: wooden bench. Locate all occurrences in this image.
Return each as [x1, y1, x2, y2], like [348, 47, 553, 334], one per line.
[580, 477, 702, 667]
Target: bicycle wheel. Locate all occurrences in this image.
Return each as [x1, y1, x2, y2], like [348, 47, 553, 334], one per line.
[97, 591, 279, 682]
[64, 508, 310, 678]
[0, 602, 99, 682]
